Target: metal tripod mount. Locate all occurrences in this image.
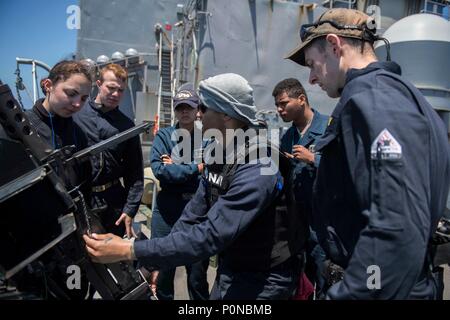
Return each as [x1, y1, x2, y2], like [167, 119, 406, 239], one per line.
[0, 80, 153, 300]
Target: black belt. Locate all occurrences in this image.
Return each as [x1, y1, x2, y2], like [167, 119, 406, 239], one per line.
[92, 179, 120, 193]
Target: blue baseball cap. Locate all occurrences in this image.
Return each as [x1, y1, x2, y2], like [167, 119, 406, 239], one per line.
[173, 85, 199, 109]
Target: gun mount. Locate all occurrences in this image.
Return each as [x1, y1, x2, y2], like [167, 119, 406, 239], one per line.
[0, 80, 153, 300]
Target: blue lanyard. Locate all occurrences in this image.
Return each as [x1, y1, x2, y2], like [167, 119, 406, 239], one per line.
[47, 111, 57, 149]
[47, 111, 78, 149]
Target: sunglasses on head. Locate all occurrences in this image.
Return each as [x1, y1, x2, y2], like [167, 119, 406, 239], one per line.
[198, 104, 208, 113]
[299, 19, 364, 41]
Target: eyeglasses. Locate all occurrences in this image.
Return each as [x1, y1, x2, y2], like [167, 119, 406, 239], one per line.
[300, 19, 364, 41]
[198, 104, 208, 113]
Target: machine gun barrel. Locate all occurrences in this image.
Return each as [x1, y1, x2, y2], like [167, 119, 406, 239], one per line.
[0, 80, 53, 163]
[66, 121, 152, 165]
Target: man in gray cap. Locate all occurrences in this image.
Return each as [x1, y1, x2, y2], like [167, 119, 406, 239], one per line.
[83, 73, 308, 299]
[286, 8, 450, 299]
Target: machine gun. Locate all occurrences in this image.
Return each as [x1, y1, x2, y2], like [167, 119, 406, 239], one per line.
[0, 80, 153, 300]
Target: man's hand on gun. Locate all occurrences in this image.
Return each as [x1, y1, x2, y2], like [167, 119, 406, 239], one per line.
[83, 233, 133, 264]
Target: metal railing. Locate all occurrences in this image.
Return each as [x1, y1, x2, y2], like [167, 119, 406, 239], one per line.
[322, 0, 356, 9]
[15, 58, 51, 104]
[421, 0, 450, 19]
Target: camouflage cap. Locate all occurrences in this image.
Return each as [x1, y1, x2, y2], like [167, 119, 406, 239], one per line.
[286, 8, 375, 66]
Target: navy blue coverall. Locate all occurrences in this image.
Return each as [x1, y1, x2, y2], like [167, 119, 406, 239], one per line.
[280, 109, 328, 213]
[74, 99, 144, 236]
[280, 109, 328, 295]
[27, 98, 91, 189]
[23, 98, 92, 299]
[149, 124, 209, 300]
[135, 155, 299, 300]
[312, 61, 450, 299]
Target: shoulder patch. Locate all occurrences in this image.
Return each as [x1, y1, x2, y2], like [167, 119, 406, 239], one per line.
[370, 129, 402, 160]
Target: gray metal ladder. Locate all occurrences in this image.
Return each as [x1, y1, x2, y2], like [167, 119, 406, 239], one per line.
[159, 49, 173, 128]
[156, 27, 175, 129]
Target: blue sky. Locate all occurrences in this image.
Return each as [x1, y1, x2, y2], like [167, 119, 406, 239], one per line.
[0, 0, 78, 109]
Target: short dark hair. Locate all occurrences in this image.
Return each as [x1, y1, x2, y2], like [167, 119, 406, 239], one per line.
[272, 78, 309, 104]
